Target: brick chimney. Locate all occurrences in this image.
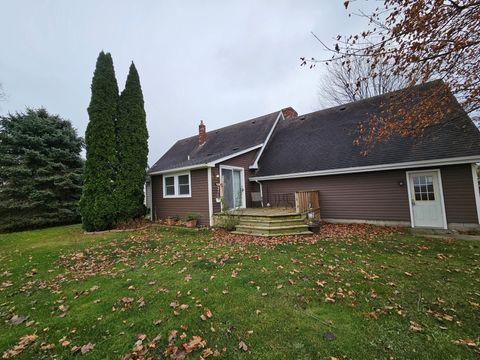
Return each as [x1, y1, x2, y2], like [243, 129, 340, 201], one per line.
[281, 107, 298, 120]
[198, 120, 206, 146]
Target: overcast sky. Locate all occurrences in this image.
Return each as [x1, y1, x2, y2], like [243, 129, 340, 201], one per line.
[0, 1, 368, 165]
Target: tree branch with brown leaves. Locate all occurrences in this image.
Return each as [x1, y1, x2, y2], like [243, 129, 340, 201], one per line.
[303, 0, 480, 153]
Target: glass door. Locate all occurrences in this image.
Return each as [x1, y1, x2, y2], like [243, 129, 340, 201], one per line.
[221, 167, 244, 210]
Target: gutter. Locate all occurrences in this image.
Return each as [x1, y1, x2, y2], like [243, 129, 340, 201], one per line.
[250, 155, 480, 181]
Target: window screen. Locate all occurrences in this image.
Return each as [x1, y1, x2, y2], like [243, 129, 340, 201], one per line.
[178, 175, 190, 195]
[165, 176, 175, 196]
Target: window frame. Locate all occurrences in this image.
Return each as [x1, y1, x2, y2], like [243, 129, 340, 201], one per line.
[163, 172, 192, 198]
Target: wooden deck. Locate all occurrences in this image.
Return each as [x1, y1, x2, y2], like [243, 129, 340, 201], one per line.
[227, 207, 298, 216]
[216, 207, 312, 237]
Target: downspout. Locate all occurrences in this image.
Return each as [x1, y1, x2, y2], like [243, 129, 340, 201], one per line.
[255, 180, 264, 208]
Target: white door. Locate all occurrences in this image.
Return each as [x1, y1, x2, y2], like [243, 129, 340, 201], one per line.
[221, 167, 245, 210]
[408, 171, 446, 228]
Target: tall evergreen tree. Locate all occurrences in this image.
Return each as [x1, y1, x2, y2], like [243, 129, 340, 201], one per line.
[80, 51, 119, 231]
[116, 62, 148, 221]
[0, 108, 83, 232]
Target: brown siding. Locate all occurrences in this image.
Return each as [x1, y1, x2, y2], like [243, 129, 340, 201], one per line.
[212, 150, 259, 213]
[440, 164, 478, 224]
[151, 169, 210, 225]
[262, 169, 411, 221]
[260, 164, 479, 225]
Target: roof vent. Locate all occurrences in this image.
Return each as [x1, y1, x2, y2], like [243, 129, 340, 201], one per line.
[215, 130, 219, 134]
[232, 147, 239, 151]
[339, 106, 347, 111]
[251, 120, 256, 124]
[299, 116, 306, 120]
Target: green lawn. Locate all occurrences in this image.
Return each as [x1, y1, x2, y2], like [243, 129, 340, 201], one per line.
[0, 224, 479, 359]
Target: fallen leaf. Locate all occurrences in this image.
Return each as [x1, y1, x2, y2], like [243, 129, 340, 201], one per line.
[80, 343, 95, 354]
[409, 321, 423, 332]
[238, 341, 248, 351]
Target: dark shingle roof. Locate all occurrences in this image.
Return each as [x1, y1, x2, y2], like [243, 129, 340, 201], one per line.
[255, 81, 480, 177]
[148, 111, 279, 173]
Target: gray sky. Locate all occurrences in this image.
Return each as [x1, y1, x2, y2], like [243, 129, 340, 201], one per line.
[0, 0, 367, 165]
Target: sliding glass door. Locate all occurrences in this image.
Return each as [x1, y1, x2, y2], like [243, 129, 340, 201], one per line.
[221, 167, 244, 210]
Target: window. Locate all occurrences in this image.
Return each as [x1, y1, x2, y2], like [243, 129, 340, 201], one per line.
[413, 175, 435, 201]
[165, 176, 175, 196]
[163, 172, 191, 198]
[178, 175, 190, 195]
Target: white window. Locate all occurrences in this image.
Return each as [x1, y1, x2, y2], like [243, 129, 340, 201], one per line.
[163, 172, 191, 198]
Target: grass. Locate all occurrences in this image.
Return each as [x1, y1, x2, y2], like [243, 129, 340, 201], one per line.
[0, 224, 479, 359]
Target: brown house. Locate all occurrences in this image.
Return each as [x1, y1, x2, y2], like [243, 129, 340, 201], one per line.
[147, 81, 480, 230]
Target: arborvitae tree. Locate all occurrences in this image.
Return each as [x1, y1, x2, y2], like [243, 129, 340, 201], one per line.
[80, 51, 119, 231]
[0, 108, 83, 232]
[116, 62, 148, 221]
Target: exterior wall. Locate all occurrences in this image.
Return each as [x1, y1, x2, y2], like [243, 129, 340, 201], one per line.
[212, 149, 259, 213]
[151, 169, 210, 226]
[259, 164, 479, 227]
[441, 164, 478, 224]
[261, 169, 411, 222]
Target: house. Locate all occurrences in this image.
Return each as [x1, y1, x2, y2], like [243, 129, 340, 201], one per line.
[147, 81, 480, 231]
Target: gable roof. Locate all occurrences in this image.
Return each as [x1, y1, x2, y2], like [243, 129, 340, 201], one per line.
[253, 81, 480, 179]
[148, 111, 280, 174]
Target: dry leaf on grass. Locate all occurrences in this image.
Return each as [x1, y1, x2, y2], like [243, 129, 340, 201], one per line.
[2, 334, 38, 359]
[238, 341, 248, 351]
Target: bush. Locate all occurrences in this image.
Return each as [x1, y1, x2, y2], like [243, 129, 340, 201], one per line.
[186, 213, 200, 221]
[215, 213, 239, 231]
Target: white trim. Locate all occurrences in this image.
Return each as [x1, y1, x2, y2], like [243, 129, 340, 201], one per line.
[148, 144, 263, 175]
[219, 164, 247, 210]
[163, 171, 192, 198]
[406, 169, 448, 230]
[207, 167, 214, 226]
[405, 171, 414, 229]
[148, 175, 153, 220]
[437, 170, 449, 230]
[150, 164, 210, 175]
[250, 156, 480, 181]
[471, 163, 480, 224]
[250, 112, 283, 169]
[206, 144, 263, 166]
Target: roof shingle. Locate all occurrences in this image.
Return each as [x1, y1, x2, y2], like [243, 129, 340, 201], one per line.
[255, 81, 480, 177]
[148, 111, 279, 173]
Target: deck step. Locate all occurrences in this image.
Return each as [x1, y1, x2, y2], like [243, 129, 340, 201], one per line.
[238, 218, 306, 228]
[215, 209, 313, 236]
[232, 230, 313, 237]
[235, 215, 303, 222]
[234, 224, 312, 236]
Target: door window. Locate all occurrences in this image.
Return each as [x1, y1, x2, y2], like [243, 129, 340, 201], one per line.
[413, 175, 435, 201]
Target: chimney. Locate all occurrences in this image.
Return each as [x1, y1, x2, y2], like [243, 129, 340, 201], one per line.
[198, 120, 206, 146]
[281, 107, 298, 120]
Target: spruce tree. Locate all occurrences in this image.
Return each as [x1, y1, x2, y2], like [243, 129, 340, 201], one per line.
[116, 62, 148, 221]
[0, 108, 83, 232]
[80, 51, 119, 231]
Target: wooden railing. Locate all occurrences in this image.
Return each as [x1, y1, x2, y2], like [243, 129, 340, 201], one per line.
[295, 190, 320, 220]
